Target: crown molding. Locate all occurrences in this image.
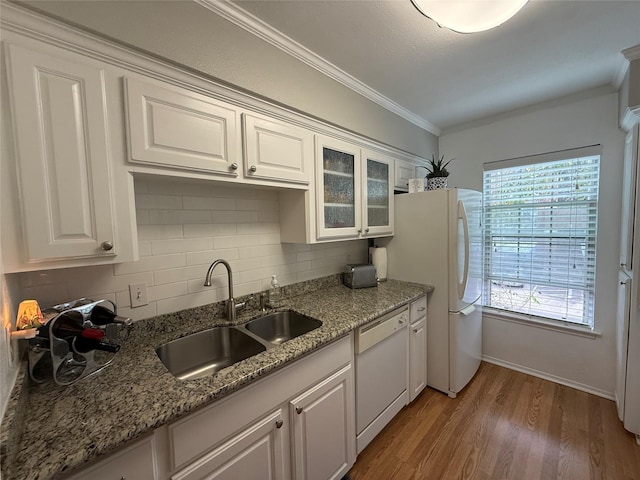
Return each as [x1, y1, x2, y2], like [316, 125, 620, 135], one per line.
[195, 0, 441, 136]
[622, 44, 640, 61]
[614, 44, 640, 89]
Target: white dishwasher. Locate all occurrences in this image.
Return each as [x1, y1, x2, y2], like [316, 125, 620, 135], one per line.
[355, 305, 409, 454]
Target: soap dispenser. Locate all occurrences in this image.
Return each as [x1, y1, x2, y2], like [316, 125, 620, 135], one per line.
[268, 275, 281, 308]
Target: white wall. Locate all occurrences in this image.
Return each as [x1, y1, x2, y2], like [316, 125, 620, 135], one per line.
[12, 177, 368, 321]
[440, 91, 625, 397]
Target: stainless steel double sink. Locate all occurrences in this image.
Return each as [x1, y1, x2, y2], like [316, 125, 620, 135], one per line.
[156, 311, 322, 380]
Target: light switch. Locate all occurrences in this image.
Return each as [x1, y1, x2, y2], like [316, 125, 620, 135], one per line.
[129, 282, 149, 308]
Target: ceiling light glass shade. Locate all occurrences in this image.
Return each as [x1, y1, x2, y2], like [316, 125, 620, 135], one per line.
[411, 0, 528, 34]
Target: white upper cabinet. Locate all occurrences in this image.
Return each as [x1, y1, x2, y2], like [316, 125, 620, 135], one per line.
[242, 112, 313, 185]
[281, 136, 396, 243]
[315, 136, 363, 240]
[124, 77, 240, 175]
[394, 158, 417, 191]
[315, 136, 394, 241]
[2, 42, 136, 270]
[362, 150, 394, 238]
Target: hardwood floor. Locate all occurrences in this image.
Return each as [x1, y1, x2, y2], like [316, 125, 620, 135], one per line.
[348, 362, 640, 480]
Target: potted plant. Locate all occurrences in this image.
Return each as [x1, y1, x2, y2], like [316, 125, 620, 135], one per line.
[425, 154, 453, 190]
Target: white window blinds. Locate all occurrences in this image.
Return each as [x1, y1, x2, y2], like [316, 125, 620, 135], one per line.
[483, 146, 600, 327]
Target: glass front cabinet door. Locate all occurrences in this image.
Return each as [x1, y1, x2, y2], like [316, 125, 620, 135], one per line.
[362, 149, 394, 238]
[315, 136, 393, 240]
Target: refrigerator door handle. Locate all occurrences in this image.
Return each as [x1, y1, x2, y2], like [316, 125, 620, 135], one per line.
[458, 200, 470, 300]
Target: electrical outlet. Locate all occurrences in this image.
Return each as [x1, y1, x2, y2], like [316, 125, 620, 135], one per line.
[129, 282, 149, 308]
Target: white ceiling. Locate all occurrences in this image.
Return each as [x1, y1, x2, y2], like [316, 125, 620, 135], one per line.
[216, 0, 640, 134]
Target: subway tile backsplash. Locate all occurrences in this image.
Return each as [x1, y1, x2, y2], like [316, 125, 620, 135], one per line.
[14, 177, 368, 321]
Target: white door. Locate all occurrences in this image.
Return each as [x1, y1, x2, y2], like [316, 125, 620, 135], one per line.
[171, 410, 286, 480]
[361, 150, 394, 238]
[242, 113, 313, 185]
[290, 365, 355, 480]
[6, 43, 117, 261]
[125, 77, 239, 175]
[623, 275, 640, 436]
[616, 271, 632, 419]
[315, 136, 362, 240]
[409, 317, 427, 401]
[621, 125, 639, 271]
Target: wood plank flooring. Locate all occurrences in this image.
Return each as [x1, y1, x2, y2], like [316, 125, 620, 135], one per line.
[348, 362, 640, 480]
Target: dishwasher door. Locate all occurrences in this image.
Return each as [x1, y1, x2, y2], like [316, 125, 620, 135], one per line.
[355, 308, 408, 438]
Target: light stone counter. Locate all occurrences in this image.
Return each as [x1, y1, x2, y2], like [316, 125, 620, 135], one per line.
[1, 277, 432, 480]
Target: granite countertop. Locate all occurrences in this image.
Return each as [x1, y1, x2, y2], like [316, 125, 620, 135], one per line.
[1, 278, 432, 480]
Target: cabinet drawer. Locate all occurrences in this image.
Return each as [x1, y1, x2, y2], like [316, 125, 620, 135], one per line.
[410, 296, 427, 321]
[65, 435, 157, 480]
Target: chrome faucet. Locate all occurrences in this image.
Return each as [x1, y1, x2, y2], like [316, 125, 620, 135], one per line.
[204, 259, 242, 322]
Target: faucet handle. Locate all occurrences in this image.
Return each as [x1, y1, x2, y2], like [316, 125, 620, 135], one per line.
[235, 294, 254, 313]
[259, 292, 267, 312]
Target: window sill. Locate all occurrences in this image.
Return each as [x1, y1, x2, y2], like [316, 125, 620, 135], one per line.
[483, 308, 602, 339]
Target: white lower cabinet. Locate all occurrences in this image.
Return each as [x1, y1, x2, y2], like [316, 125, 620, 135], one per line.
[409, 296, 428, 402]
[290, 365, 355, 480]
[171, 410, 287, 480]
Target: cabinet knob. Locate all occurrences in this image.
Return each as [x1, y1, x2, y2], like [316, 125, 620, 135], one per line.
[296, 406, 303, 415]
[249, 165, 257, 173]
[357, 228, 362, 234]
[417, 307, 426, 312]
[364, 227, 370, 233]
[100, 241, 113, 251]
[413, 329, 419, 333]
[230, 162, 239, 171]
[275, 419, 283, 429]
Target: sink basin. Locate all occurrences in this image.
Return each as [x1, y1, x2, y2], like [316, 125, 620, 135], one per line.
[156, 327, 266, 380]
[244, 311, 322, 345]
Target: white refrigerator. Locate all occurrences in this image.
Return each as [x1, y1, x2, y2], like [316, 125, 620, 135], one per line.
[384, 188, 483, 398]
[616, 123, 640, 441]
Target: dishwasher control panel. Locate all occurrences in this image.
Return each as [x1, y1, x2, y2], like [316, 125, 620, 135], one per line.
[355, 306, 408, 354]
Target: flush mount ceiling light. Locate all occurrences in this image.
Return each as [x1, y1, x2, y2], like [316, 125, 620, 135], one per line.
[411, 0, 528, 34]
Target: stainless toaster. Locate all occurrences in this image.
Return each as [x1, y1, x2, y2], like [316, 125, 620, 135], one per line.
[343, 264, 378, 289]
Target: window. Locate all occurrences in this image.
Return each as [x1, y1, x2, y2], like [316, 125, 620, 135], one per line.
[483, 146, 600, 327]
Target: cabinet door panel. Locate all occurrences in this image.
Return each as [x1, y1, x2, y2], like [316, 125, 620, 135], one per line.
[315, 136, 362, 240]
[172, 410, 286, 480]
[394, 159, 416, 191]
[243, 113, 312, 184]
[290, 365, 355, 480]
[6, 43, 116, 261]
[409, 317, 427, 401]
[125, 77, 238, 174]
[362, 151, 393, 237]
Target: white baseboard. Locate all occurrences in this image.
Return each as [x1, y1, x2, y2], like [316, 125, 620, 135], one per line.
[482, 355, 615, 400]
